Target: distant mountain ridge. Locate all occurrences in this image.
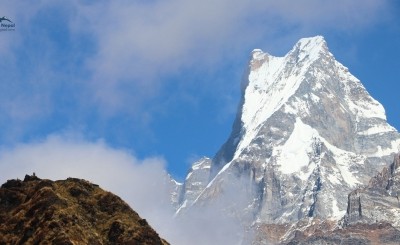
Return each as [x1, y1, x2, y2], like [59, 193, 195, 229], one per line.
[171, 36, 400, 244]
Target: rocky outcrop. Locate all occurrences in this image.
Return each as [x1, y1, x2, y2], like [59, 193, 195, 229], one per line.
[0, 174, 169, 245]
[178, 157, 211, 208]
[254, 217, 400, 244]
[283, 222, 400, 245]
[251, 153, 400, 244]
[343, 153, 400, 227]
[166, 174, 183, 210]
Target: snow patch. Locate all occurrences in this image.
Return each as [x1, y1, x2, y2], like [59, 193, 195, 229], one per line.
[186, 172, 193, 180]
[277, 118, 316, 174]
[331, 198, 345, 219]
[272, 118, 363, 188]
[358, 124, 396, 136]
[371, 139, 400, 157]
[322, 141, 363, 187]
[327, 173, 341, 185]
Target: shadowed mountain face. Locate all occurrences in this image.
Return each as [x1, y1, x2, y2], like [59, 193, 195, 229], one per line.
[0, 175, 169, 245]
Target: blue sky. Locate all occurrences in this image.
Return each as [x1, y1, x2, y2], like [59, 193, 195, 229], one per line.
[0, 0, 399, 182]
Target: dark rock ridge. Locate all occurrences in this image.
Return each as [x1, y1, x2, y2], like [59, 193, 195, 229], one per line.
[0, 174, 169, 245]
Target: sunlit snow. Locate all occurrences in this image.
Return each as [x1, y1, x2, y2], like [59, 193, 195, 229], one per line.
[236, 37, 327, 158]
[277, 118, 316, 174]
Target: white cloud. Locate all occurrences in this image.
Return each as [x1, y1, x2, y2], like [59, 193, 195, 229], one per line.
[0, 133, 247, 244]
[77, 0, 390, 77]
[71, 0, 392, 113]
[0, 134, 172, 221]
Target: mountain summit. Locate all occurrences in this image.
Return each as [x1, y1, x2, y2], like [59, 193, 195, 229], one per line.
[175, 36, 400, 243]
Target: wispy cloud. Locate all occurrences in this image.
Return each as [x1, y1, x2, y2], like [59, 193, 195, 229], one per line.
[0, 133, 174, 229]
[0, 0, 393, 138]
[266, 0, 389, 30]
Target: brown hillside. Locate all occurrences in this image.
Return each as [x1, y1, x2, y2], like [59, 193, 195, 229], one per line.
[0, 174, 169, 245]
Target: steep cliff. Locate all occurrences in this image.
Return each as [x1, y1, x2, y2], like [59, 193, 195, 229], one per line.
[267, 153, 400, 245]
[344, 153, 400, 227]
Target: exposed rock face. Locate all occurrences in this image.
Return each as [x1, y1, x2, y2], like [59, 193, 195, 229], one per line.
[174, 36, 400, 244]
[0, 175, 169, 245]
[344, 153, 400, 227]
[253, 215, 400, 244]
[178, 157, 211, 208]
[166, 174, 183, 210]
[249, 154, 400, 245]
[281, 222, 400, 245]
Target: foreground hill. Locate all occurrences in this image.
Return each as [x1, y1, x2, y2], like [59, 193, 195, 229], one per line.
[0, 174, 169, 245]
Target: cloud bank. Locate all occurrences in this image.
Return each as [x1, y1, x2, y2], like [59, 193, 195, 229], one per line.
[0, 134, 245, 245]
[0, 134, 170, 215]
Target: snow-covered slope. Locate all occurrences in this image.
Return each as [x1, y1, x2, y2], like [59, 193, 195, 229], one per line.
[175, 36, 400, 243]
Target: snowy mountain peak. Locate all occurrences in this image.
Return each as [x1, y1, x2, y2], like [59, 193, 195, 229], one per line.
[292, 36, 327, 55]
[250, 48, 269, 61]
[238, 36, 334, 160]
[290, 36, 330, 64]
[249, 36, 328, 72]
[175, 36, 400, 244]
[251, 48, 263, 55]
